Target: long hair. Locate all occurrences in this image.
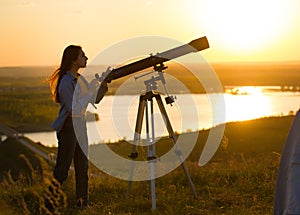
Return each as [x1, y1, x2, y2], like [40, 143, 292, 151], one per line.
[49, 45, 82, 103]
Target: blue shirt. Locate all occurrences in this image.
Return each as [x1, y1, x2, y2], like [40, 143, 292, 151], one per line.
[52, 71, 92, 132]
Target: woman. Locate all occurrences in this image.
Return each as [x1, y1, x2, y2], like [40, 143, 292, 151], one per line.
[48, 45, 107, 208]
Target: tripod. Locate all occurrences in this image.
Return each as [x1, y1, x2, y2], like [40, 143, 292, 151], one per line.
[126, 67, 198, 210]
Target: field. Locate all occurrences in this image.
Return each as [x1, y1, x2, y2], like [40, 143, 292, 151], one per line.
[0, 62, 298, 214]
[0, 116, 293, 214]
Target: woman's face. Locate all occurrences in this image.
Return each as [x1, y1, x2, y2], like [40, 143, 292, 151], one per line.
[74, 49, 88, 68]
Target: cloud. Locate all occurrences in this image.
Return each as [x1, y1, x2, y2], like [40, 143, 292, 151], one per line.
[18, 0, 37, 7]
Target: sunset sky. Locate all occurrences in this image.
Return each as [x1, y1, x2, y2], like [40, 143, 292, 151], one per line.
[1, 0, 299, 66]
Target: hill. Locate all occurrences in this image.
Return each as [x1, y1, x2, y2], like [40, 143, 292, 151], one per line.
[0, 137, 54, 181]
[1, 61, 299, 86]
[0, 115, 295, 214]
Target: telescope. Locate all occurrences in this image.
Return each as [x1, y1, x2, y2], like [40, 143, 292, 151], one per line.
[95, 36, 209, 103]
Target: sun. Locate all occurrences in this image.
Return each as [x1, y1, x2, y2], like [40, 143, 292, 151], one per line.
[188, 0, 293, 53]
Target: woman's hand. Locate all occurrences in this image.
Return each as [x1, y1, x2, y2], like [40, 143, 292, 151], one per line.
[88, 79, 100, 96]
[97, 66, 112, 82]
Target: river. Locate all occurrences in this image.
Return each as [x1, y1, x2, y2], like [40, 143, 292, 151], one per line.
[25, 87, 300, 147]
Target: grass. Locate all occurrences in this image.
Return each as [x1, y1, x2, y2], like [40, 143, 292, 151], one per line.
[0, 116, 294, 214]
[0, 64, 297, 214]
[0, 89, 58, 132]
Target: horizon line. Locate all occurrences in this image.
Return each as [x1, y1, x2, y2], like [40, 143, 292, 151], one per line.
[1, 60, 300, 68]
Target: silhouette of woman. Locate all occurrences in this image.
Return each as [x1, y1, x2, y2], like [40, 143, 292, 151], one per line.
[48, 45, 107, 208]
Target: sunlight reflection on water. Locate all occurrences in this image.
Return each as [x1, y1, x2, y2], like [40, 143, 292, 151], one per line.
[25, 90, 300, 147]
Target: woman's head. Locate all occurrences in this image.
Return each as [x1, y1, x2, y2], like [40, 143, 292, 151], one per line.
[60, 45, 83, 73]
[49, 45, 85, 103]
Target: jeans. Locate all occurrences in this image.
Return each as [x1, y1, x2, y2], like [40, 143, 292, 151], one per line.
[53, 117, 88, 202]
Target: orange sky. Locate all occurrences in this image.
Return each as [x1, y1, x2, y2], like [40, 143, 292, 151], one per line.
[0, 0, 299, 66]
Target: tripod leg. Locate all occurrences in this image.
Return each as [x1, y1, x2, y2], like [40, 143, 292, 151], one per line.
[150, 99, 156, 158]
[147, 98, 157, 210]
[149, 160, 156, 210]
[146, 98, 156, 159]
[126, 95, 146, 198]
[155, 94, 198, 198]
[145, 99, 151, 156]
[129, 95, 146, 158]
